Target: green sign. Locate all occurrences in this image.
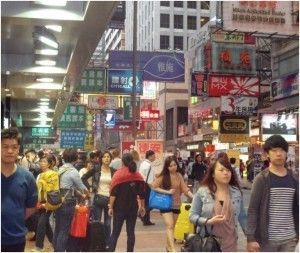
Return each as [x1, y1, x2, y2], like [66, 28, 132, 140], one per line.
[75, 69, 106, 93]
[58, 104, 86, 128]
[123, 97, 140, 121]
[31, 127, 52, 137]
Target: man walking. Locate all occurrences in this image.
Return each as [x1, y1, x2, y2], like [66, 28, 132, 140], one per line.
[1, 128, 38, 252]
[139, 150, 156, 226]
[246, 135, 298, 252]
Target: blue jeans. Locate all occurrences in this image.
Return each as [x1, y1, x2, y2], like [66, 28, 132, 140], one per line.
[35, 210, 53, 248]
[109, 212, 138, 252]
[53, 201, 76, 252]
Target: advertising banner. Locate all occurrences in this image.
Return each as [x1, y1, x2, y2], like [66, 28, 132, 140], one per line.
[222, 1, 299, 36]
[140, 109, 160, 121]
[141, 81, 157, 99]
[208, 75, 260, 97]
[191, 72, 208, 96]
[271, 73, 299, 101]
[211, 31, 255, 44]
[108, 69, 143, 95]
[104, 121, 145, 132]
[221, 96, 258, 115]
[75, 69, 106, 93]
[108, 50, 184, 82]
[58, 104, 86, 129]
[121, 141, 135, 154]
[123, 97, 140, 121]
[84, 132, 94, 151]
[135, 139, 164, 161]
[31, 127, 53, 137]
[211, 42, 256, 75]
[60, 130, 86, 149]
[88, 95, 119, 109]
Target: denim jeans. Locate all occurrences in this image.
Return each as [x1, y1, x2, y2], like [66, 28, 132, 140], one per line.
[109, 211, 138, 252]
[35, 210, 53, 248]
[52, 201, 76, 252]
[93, 203, 112, 246]
[261, 237, 298, 252]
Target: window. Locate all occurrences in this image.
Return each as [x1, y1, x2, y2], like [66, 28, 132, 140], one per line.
[200, 16, 210, 27]
[160, 1, 169, 7]
[187, 16, 197, 30]
[174, 15, 183, 29]
[187, 1, 197, 9]
[174, 36, 183, 50]
[174, 1, 183, 8]
[201, 1, 210, 10]
[160, 14, 170, 28]
[160, 35, 170, 49]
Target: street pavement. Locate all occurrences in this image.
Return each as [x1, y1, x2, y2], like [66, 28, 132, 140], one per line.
[24, 179, 252, 252]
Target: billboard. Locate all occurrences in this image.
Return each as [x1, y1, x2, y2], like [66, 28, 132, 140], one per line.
[60, 130, 86, 149]
[58, 104, 86, 129]
[75, 69, 106, 93]
[271, 73, 299, 101]
[222, 1, 299, 36]
[107, 69, 143, 95]
[108, 50, 184, 82]
[221, 96, 258, 115]
[208, 75, 260, 97]
[88, 95, 119, 109]
[191, 72, 208, 96]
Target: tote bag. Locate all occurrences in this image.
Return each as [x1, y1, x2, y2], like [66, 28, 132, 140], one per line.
[148, 190, 173, 210]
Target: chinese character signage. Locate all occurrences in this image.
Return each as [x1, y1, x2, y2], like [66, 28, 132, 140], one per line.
[221, 96, 258, 115]
[271, 73, 299, 101]
[140, 109, 160, 121]
[141, 81, 157, 99]
[108, 51, 185, 82]
[31, 127, 53, 137]
[86, 110, 94, 132]
[84, 132, 94, 151]
[104, 121, 145, 132]
[123, 97, 140, 121]
[135, 139, 164, 161]
[222, 1, 299, 36]
[121, 141, 135, 154]
[211, 42, 256, 75]
[208, 75, 260, 97]
[211, 31, 255, 44]
[107, 69, 143, 95]
[60, 130, 86, 149]
[191, 72, 208, 96]
[58, 104, 86, 129]
[88, 95, 119, 109]
[75, 69, 106, 93]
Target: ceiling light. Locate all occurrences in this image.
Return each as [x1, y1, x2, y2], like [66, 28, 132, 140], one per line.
[35, 49, 58, 55]
[35, 60, 56, 66]
[36, 77, 54, 82]
[23, 66, 66, 74]
[27, 83, 62, 90]
[34, 1, 67, 7]
[38, 35, 58, 48]
[38, 102, 50, 106]
[40, 98, 50, 101]
[5, 88, 10, 92]
[6, 93, 12, 97]
[45, 25, 62, 33]
[5, 71, 11, 75]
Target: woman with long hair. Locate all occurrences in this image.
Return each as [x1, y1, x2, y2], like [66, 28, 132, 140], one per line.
[189, 157, 247, 252]
[108, 153, 146, 252]
[152, 156, 193, 252]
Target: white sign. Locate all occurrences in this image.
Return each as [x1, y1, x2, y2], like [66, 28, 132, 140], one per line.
[88, 95, 119, 109]
[221, 96, 258, 115]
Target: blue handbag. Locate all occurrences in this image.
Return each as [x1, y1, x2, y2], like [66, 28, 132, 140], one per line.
[148, 189, 173, 210]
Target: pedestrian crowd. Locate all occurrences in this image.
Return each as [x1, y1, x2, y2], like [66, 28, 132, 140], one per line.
[1, 127, 298, 252]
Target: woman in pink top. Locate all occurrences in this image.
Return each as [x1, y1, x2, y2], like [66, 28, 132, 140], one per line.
[152, 156, 193, 252]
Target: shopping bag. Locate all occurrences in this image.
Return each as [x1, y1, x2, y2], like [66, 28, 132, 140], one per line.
[148, 190, 173, 210]
[70, 204, 89, 238]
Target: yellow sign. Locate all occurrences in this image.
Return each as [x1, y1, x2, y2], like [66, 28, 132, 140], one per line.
[219, 134, 249, 143]
[226, 149, 240, 167]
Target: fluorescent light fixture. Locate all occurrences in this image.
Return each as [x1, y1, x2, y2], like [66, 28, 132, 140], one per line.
[6, 93, 12, 97]
[40, 98, 50, 101]
[45, 25, 62, 33]
[38, 102, 50, 106]
[35, 49, 58, 55]
[36, 77, 54, 82]
[35, 60, 56, 66]
[27, 83, 62, 89]
[38, 105, 50, 109]
[5, 88, 10, 92]
[22, 66, 66, 74]
[6, 71, 11, 75]
[32, 108, 54, 112]
[35, 1, 67, 7]
[38, 36, 58, 49]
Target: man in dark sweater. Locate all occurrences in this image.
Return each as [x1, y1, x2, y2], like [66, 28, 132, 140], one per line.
[191, 153, 207, 193]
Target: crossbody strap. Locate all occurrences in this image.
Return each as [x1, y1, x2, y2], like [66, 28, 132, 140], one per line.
[145, 165, 151, 184]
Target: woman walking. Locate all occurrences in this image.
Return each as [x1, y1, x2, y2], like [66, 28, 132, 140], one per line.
[189, 156, 247, 252]
[152, 156, 193, 252]
[108, 153, 146, 252]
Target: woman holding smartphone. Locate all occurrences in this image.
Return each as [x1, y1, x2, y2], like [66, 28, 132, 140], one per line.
[189, 156, 247, 252]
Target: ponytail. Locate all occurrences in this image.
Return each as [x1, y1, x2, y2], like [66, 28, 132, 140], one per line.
[122, 153, 137, 173]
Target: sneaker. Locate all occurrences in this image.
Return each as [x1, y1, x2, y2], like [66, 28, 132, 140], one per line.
[31, 247, 44, 252]
[143, 221, 155, 226]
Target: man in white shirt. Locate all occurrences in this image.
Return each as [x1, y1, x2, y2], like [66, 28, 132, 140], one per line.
[139, 150, 156, 226]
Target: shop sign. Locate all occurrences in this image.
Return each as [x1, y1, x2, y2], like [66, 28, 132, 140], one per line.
[104, 110, 116, 128]
[205, 144, 215, 153]
[222, 1, 299, 36]
[211, 31, 255, 44]
[121, 141, 135, 154]
[88, 95, 118, 109]
[104, 121, 145, 132]
[211, 42, 256, 75]
[140, 109, 160, 121]
[31, 127, 53, 137]
[208, 75, 259, 97]
[221, 96, 258, 115]
[135, 139, 164, 160]
[60, 130, 86, 149]
[58, 104, 86, 129]
[84, 132, 94, 151]
[75, 69, 106, 93]
[108, 51, 184, 82]
[24, 137, 55, 145]
[107, 69, 143, 95]
[178, 124, 188, 137]
[86, 110, 94, 132]
[123, 97, 140, 121]
[187, 144, 199, 151]
[191, 72, 208, 96]
[270, 73, 299, 101]
[189, 108, 211, 119]
[142, 81, 157, 99]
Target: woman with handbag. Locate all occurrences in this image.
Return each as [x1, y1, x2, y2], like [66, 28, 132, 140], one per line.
[152, 156, 193, 252]
[189, 156, 247, 252]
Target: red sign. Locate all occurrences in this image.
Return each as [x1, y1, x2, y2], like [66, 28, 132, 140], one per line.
[140, 109, 160, 121]
[135, 139, 164, 160]
[208, 75, 259, 97]
[104, 121, 145, 131]
[121, 141, 135, 154]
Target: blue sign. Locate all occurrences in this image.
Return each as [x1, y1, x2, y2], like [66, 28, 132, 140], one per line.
[104, 110, 116, 128]
[108, 51, 185, 82]
[60, 130, 86, 149]
[108, 69, 143, 95]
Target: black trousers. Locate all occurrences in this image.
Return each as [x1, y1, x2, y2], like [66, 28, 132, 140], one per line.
[1, 242, 26, 252]
[141, 184, 151, 224]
